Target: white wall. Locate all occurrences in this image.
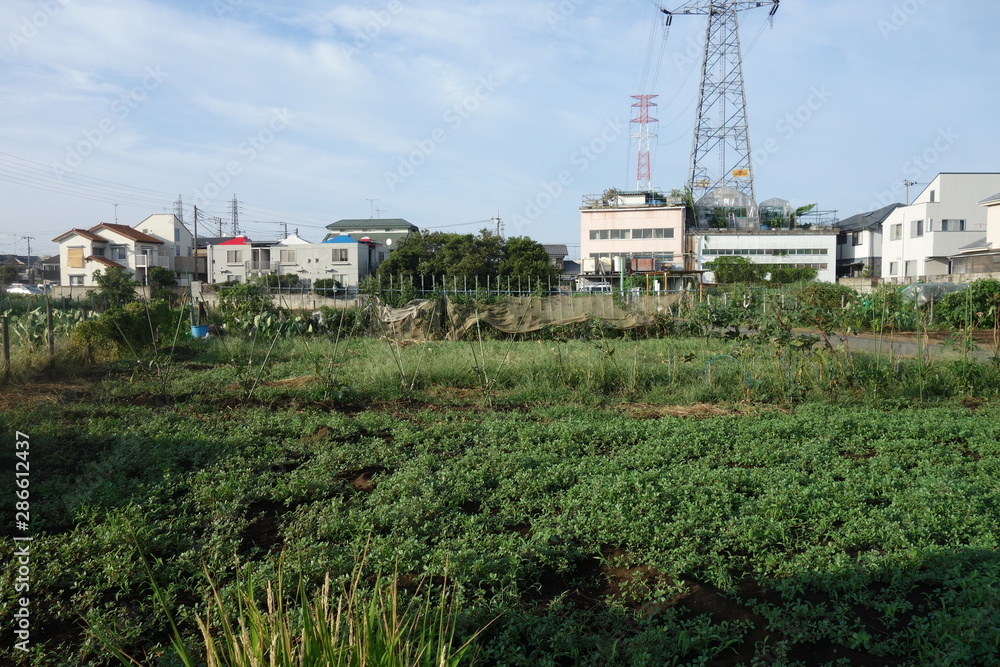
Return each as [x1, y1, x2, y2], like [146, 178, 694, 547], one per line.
[696, 230, 838, 283]
[881, 174, 1000, 279]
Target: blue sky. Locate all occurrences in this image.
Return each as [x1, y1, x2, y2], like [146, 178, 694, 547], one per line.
[1, 0, 998, 259]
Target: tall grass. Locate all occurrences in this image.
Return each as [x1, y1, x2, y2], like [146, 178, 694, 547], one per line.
[102, 554, 487, 667]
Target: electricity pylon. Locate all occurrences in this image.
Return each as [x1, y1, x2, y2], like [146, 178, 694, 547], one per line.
[660, 1, 779, 206]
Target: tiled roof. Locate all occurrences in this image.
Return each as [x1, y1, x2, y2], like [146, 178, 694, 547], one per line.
[53, 228, 107, 243]
[89, 223, 163, 244]
[836, 203, 903, 232]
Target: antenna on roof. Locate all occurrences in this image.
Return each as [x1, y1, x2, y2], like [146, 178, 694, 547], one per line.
[367, 199, 379, 219]
[113, 203, 119, 224]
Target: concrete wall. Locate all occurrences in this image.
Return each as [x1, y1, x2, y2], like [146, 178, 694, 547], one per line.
[695, 228, 839, 283]
[580, 206, 685, 270]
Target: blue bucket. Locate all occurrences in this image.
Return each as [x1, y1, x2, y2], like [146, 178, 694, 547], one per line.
[191, 325, 210, 339]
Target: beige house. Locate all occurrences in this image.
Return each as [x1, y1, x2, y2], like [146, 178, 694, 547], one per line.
[54, 224, 164, 287]
[579, 191, 686, 275]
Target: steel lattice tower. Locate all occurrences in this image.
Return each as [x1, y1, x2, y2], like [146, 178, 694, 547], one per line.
[660, 1, 779, 205]
[631, 95, 659, 192]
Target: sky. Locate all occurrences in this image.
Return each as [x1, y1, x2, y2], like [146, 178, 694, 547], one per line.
[1, 0, 998, 260]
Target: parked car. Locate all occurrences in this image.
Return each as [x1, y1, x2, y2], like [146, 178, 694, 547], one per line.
[5, 283, 46, 295]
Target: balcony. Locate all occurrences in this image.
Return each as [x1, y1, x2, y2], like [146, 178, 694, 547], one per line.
[134, 254, 170, 269]
[246, 261, 280, 274]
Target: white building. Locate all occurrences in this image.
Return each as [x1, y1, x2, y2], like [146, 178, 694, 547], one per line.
[694, 228, 839, 283]
[53, 216, 195, 287]
[949, 191, 1000, 276]
[835, 204, 902, 278]
[207, 234, 387, 289]
[880, 173, 1000, 280]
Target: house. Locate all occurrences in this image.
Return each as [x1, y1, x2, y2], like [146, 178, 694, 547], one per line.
[542, 244, 569, 271]
[693, 227, 839, 284]
[579, 190, 686, 278]
[879, 173, 1000, 280]
[53, 216, 196, 287]
[207, 234, 387, 290]
[54, 224, 163, 287]
[322, 218, 418, 250]
[835, 203, 903, 278]
[949, 191, 1000, 276]
[133, 214, 196, 278]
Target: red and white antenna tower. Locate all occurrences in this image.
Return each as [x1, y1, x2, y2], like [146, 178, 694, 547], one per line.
[631, 94, 658, 192]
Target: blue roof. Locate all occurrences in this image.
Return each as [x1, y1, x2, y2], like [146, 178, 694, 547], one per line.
[322, 235, 358, 244]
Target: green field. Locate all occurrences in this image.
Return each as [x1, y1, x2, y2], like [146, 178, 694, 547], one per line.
[3, 335, 1000, 666]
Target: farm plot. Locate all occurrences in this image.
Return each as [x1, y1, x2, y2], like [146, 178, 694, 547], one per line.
[2, 358, 1000, 666]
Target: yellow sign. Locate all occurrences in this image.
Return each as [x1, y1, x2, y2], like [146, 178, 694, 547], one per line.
[732, 169, 750, 178]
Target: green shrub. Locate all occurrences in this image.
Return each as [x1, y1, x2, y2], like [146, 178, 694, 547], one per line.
[935, 279, 1000, 329]
[71, 301, 183, 358]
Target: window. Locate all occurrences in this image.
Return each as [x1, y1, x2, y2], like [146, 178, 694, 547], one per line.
[110, 246, 127, 261]
[279, 249, 296, 263]
[609, 229, 630, 240]
[940, 219, 965, 231]
[837, 233, 847, 245]
[632, 228, 653, 239]
[226, 250, 243, 264]
[852, 232, 862, 246]
[332, 248, 349, 262]
[69, 275, 85, 286]
[889, 262, 899, 275]
[930, 190, 936, 203]
[174, 229, 181, 242]
[911, 220, 923, 238]
[91, 247, 105, 258]
[905, 260, 918, 277]
[890, 224, 902, 241]
[175, 246, 181, 257]
[653, 228, 674, 239]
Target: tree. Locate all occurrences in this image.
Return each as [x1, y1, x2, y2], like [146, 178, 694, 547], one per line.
[0, 266, 19, 285]
[499, 236, 559, 284]
[146, 267, 178, 304]
[376, 230, 542, 285]
[93, 266, 140, 307]
[706, 256, 762, 284]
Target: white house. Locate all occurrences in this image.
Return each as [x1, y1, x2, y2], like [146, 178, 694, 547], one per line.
[694, 228, 839, 283]
[207, 234, 387, 289]
[835, 204, 902, 278]
[53, 216, 196, 287]
[54, 223, 164, 287]
[880, 173, 1000, 280]
[949, 191, 1000, 276]
[134, 214, 196, 278]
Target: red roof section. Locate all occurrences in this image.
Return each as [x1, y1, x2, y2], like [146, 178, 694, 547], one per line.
[89, 223, 163, 244]
[53, 228, 106, 243]
[218, 236, 252, 246]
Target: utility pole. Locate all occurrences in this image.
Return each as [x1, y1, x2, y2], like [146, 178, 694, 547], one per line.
[21, 236, 34, 284]
[493, 212, 503, 238]
[278, 222, 289, 239]
[193, 206, 200, 281]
